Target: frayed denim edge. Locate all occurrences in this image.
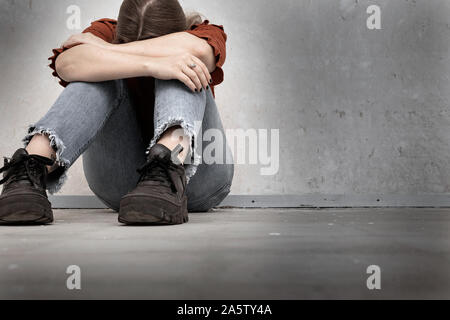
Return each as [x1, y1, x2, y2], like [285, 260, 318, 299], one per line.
[146, 117, 201, 184]
[21, 124, 71, 195]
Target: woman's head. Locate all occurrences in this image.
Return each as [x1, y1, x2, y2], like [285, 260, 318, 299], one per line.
[114, 0, 202, 44]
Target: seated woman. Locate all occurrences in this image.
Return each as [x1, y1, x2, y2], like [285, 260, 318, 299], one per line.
[0, 0, 234, 225]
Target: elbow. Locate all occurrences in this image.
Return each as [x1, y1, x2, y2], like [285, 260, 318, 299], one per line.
[55, 53, 77, 83]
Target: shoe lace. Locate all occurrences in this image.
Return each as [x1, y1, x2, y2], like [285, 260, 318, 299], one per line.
[136, 158, 177, 193]
[0, 153, 54, 189]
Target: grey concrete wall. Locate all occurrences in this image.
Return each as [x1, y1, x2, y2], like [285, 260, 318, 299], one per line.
[0, 0, 449, 199]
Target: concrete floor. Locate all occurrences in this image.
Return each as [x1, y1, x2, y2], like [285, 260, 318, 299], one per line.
[0, 208, 449, 299]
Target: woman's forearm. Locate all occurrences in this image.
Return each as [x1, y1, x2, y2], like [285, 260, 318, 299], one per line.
[56, 44, 151, 82]
[107, 32, 216, 72]
[54, 43, 212, 92]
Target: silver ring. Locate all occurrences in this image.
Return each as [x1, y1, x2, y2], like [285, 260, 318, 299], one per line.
[188, 63, 197, 69]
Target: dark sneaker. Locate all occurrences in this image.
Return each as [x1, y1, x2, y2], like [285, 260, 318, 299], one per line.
[118, 144, 188, 225]
[0, 148, 55, 225]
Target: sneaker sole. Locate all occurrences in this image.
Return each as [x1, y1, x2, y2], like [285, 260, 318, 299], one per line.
[118, 197, 188, 225]
[0, 195, 53, 225]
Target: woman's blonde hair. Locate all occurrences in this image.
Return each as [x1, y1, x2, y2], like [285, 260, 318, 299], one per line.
[114, 0, 204, 44]
[185, 11, 203, 29]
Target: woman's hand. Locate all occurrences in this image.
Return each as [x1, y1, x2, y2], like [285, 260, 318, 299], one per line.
[58, 35, 212, 93]
[148, 53, 212, 93]
[62, 32, 110, 49]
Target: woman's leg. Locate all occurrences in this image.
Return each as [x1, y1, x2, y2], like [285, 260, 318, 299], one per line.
[21, 80, 129, 194]
[117, 79, 234, 224]
[81, 83, 148, 211]
[0, 80, 130, 224]
[184, 87, 234, 212]
[25, 133, 57, 169]
[148, 79, 234, 211]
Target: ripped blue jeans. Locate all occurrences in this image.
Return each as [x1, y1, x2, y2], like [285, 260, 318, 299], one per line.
[22, 79, 234, 212]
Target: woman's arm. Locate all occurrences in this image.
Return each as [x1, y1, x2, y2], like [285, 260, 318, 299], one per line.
[56, 44, 148, 82]
[62, 32, 216, 73]
[55, 43, 211, 92]
[111, 32, 216, 72]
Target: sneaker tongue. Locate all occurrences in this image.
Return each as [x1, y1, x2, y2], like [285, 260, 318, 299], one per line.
[147, 144, 173, 163]
[140, 144, 181, 189]
[11, 148, 29, 160]
[2, 149, 50, 190]
[2, 150, 34, 188]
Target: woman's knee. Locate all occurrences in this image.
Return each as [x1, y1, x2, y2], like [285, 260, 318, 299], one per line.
[66, 79, 123, 93]
[62, 80, 126, 107]
[154, 79, 207, 110]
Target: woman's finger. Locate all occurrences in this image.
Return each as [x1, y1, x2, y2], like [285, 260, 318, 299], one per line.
[191, 61, 208, 89]
[192, 56, 211, 87]
[182, 65, 202, 92]
[177, 72, 197, 92]
[188, 57, 208, 89]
